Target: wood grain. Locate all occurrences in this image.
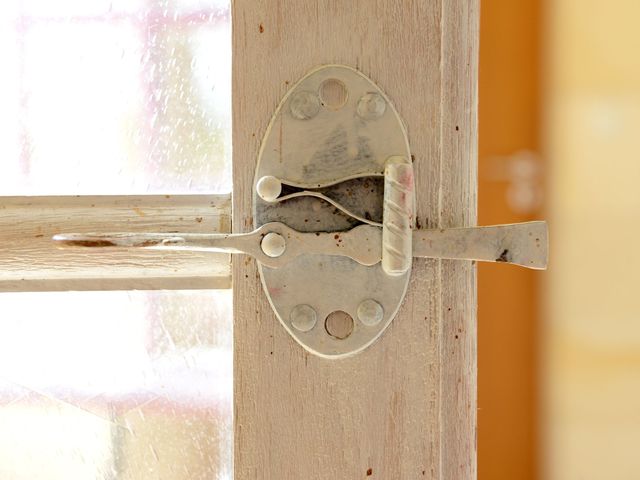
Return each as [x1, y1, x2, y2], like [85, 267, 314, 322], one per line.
[0, 195, 231, 291]
[232, 1, 478, 479]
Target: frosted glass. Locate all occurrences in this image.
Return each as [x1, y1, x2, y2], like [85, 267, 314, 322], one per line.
[0, 3, 234, 477]
[0, 0, 231, 195]
[0, 290, 232, 480]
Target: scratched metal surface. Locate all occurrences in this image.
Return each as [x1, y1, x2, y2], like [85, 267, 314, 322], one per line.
[254, 65, 412, 358]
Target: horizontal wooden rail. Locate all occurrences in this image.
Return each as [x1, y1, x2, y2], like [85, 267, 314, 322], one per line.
[0, 195, 232, 292]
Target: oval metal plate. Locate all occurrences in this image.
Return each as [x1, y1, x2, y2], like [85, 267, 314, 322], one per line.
[254, 65, 411, 358]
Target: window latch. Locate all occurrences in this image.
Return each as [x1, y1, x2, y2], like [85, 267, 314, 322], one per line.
[54, 65, 547, 358]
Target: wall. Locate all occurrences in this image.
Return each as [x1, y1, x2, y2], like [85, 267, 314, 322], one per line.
[544, 0, 640, 478]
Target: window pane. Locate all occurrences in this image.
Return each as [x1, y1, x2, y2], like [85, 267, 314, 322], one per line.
[0, 0, 230, 194]
[0, 290, 232, 480]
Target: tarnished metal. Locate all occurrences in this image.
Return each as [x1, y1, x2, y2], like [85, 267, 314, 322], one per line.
[254, 65, 413, 357]
[53, 220, 547, 270]
[413, 221, 548, 269]
[52, 64, 549, 359]
[382, 156, 415, 276]
[53, 222, 383, 269]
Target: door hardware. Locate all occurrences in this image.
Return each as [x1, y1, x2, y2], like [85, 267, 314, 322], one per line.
[54, 65, 547, 358]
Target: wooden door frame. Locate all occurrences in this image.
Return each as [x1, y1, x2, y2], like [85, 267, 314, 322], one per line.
[0, 2, 479, 477]
[232, 2, 479, 478]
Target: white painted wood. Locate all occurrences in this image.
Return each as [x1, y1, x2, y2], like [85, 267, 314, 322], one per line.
[0, 195, 231, 291]
[233, 1, 479, 478]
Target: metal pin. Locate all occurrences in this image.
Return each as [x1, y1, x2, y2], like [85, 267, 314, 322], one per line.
[357, 92, 386, 119]
[256, 175, 282, 202]
[260, 232, 286, 258]
[289, 91, 320, 120]
[357, 299, 384, 326]
[290, 305, 317, 332]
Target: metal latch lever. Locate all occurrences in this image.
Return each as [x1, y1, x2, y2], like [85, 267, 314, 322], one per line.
[53, 220, 547, 270]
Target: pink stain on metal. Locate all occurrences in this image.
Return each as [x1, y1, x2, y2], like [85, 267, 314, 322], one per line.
[268, 286, 283, 297]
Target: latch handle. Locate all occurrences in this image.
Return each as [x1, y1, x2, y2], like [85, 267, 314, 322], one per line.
[53, 221, 547, 270]
[52, 223, 383, 269]
[413, 221, 548, 269]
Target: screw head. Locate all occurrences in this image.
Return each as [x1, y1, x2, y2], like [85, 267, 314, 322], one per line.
[289, 90, 320, 120]
[357, 299, 384, 326]
[256, 175, 282, 202]
[261, 232, 286, 258]
[357, 93, 386, 120]
[290, 304, 317, 332]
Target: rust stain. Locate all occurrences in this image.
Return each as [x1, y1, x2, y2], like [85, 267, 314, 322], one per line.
[63, 240, 117, 248]
[366, 468, 373, 476]
[496, 249, 510, 263]
[137, 240, 163, 247]
[259, 23, 264, 33]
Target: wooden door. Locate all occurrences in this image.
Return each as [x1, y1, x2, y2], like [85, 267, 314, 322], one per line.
[1, 2, 480, 478]
[232, 2, 479, 478]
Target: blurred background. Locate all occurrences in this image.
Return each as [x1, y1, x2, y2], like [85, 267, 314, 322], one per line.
[479, 0, 640, 479]
[0, 0, 638, 478]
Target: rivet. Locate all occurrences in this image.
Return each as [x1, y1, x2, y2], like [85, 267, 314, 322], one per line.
[290, 90, 320, 120]
[357, 299, 384, 326]
[357, 93, 386, 120]
[290, 304, 317, 332]
[256, 175, 282, 202]
[261, 232, 286, 258]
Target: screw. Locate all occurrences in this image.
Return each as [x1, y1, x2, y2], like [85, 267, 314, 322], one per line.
[290, 91, 320, 120]
[357, 299, 384, 326]
[357, 93, 386, 120]
[261, 232, 286, 258]
[256, 175, 282, 202]
[290, 304, 317, 332]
